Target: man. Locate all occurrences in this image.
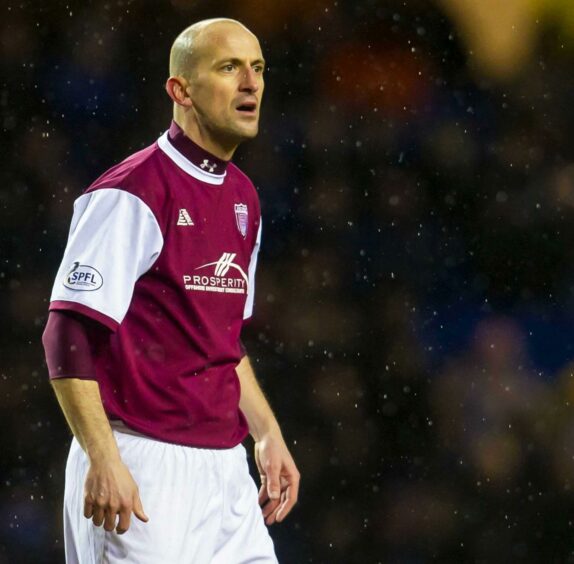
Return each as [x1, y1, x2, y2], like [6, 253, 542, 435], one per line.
[42, 18, 300, 564]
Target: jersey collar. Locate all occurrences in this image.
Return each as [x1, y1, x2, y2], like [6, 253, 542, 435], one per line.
[157, 121, 229, 185]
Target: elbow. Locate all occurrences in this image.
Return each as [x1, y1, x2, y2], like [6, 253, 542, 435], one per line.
[41, 316, 52, 355]
[43, 310, 98, 381]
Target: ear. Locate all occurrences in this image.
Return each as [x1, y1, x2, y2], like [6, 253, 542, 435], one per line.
[165, 77, 193, 108]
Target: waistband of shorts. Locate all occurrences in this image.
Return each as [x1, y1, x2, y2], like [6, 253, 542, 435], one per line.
[109, 419, 151, 439]
[108, 419, 245, 453]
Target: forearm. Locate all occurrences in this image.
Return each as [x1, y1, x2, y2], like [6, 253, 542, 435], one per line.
[51, 378, 120, 463]
[236, 355, 281, 441]
[51, 378, 148, 533]
[237, 355, 300, 523]
[43, 310, 120, 463]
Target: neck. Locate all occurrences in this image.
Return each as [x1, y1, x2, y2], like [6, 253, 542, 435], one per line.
[174, 110, 238, 161]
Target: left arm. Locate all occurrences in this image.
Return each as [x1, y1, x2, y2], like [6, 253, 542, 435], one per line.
[236, 354, 300, 524]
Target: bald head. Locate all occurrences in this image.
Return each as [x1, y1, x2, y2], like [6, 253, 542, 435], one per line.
[165, 18, 265, 159]
[169, 18, 256, 79]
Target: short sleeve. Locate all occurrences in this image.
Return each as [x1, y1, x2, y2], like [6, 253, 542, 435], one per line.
[49, 188, 164, 330]
[243, 220, 262, 320]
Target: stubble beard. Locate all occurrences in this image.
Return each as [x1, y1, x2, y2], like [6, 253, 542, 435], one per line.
[215, 117, 259, 147]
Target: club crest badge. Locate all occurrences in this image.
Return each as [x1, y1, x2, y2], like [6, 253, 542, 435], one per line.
[234, 203, 248, 238]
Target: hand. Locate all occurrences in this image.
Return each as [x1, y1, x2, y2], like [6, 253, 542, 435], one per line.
[255, 434, 300, 525]
[83, 458, 149, 534]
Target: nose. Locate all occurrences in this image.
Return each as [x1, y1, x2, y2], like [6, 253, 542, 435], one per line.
[239, 67, 259, 93]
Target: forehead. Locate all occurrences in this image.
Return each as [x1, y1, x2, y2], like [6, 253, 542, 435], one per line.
[196, 24, 263, 65]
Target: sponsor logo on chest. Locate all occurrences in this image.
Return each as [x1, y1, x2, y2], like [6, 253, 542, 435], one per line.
[183, 252, 248, 295]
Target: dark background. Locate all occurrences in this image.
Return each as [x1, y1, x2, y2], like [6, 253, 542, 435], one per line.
[3, 0, 574, 562]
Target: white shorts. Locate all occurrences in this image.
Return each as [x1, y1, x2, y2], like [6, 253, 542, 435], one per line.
[63, 424, 278, 564]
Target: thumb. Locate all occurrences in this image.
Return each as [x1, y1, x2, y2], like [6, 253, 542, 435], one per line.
[133, 493, 149, 523]
[266, 465, 281, 500]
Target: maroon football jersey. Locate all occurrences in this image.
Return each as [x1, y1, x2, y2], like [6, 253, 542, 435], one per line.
[49, 121, 261, 448]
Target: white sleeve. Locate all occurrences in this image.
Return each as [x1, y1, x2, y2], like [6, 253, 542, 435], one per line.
[243, 221, 262, 320]
[50, 188, 164, 327]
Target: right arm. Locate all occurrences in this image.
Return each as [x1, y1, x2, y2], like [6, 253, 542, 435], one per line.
[44, 189, 163, 532]
[43, 311, 148, 534]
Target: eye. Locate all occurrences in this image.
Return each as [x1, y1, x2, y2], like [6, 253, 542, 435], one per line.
[221, 64, 235, 72]
[253, 65, 264, 74]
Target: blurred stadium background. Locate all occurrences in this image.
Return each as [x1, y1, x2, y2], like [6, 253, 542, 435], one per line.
[3, 0, 574, 562]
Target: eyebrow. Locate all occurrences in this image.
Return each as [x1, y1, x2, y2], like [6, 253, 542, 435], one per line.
[215, 57, 266, 67]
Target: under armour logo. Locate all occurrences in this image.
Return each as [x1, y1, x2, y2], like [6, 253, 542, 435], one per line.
[200, 159, 217, 173]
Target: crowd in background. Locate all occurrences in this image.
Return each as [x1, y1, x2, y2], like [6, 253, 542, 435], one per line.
[3, 0, 574, 562]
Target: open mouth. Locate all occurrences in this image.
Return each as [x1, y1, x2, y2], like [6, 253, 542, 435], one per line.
[236, 101, 257, 115]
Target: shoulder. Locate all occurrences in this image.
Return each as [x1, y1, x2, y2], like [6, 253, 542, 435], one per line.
[226, 162, 260, 212]
[84, 141, 168, 216]
[227, 162, 256, 190]
[226, 163, 262, 249]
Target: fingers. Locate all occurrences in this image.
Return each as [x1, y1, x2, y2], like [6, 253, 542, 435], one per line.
[275, 485, 295, 523]
[92, 504, 106, 527]
[104, 504, 119, 532]
[83, 491, 147, 533]
[276, 470, 300, 523]
[260, 459, 281, 525]
[132, 492, 149, 523]
[83, 461, 148, 534]
[116, 507, 131, 535]
[264, 482, 289, 525]
[89, 500, 142, 533]
[259, 472, 281, 525]
[262, 467, 301, 525]
[258, 476, 268, 507]
[256, 439, 301, 525]
[89, 490, 109, 528]
[264, 495, 283, 525]
[262, 495, 280, 524]
[264, 460, 281, 501]
[83, 497, 94, 519]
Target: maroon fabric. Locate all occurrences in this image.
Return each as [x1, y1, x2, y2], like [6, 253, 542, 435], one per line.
[50, 300, 118, 332]
[167, 120, 229, 173]
[43, 310, 108, 380]
[48, 123, 259, 448]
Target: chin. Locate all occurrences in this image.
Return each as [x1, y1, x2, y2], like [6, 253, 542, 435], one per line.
[237, 126, 259, 141]
[244, 129, 259, 139]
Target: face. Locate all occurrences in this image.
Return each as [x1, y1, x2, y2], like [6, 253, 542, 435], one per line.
[186, 24, 265, 147]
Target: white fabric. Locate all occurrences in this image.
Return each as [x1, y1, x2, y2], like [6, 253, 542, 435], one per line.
[157, 132, 227, 185]
[243, 221, 262, 320]
[50, 189, 164, 325]
[63, 428, 277, 564]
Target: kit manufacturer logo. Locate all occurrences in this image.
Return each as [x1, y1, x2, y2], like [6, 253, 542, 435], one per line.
[177, 208, 194, 226]
[200, 159, 217, 173]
